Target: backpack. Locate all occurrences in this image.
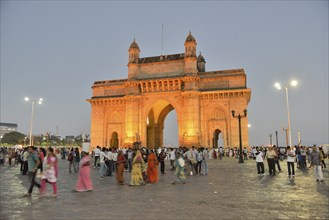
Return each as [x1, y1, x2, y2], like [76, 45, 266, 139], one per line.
[68, 153, 73, 162]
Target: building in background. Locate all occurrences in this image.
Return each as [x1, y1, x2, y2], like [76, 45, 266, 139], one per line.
[0, 122, 18, 139]
[65, 135, 75, 144]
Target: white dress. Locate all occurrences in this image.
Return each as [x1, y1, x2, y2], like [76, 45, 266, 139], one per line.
[41, 157, 57, 183]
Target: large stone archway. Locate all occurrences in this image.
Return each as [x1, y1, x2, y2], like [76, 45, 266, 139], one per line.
[145, 100, 175, 148]
[88, 32, 251, 148]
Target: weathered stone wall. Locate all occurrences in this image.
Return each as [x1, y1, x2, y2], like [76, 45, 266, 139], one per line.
[139, 60, 185, 79]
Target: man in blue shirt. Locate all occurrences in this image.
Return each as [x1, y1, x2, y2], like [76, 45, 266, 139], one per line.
[23, 146, 41, 197]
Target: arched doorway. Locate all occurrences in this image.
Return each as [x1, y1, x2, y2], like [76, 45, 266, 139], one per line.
[163, 110, 178, 148]
[146, 100, 176, 148]
[213, 129, 224, 148]
[110, 132, 119, 148]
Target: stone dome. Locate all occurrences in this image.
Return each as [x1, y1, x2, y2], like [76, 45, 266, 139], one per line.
[197, 52, 205, 62]
[129, 39, 140, 50]
[185, 31, 196, 42]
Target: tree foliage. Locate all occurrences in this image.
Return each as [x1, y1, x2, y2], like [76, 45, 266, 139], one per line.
[1, 131, 26, 145]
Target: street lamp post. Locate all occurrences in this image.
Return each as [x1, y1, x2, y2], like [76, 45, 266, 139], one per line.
[269, 134, 272, 146]
[25, 97, 43, 146]
[274, 80, 298, 147]
[231, 109, 247, 163]
[275, 130, 279, 147]
[45, 132, 50, 147]
[282, 127, 289, 147]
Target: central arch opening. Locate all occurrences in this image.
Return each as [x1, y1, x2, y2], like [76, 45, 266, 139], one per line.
[213, 129, 224, 148]
[163, 110, 178, 148]
[146, 100, 177, 148]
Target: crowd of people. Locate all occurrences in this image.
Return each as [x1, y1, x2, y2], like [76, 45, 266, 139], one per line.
[0, 143, 327, 198]
[252, 145, 327, 181]
[87, 145, 210, 186]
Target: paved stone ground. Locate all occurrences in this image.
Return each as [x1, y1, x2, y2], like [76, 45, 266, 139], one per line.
[0, 157, 328, 220]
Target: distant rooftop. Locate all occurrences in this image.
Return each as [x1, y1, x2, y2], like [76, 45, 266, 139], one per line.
[0, 123, 18, 127]
[94, 79, 127, 84]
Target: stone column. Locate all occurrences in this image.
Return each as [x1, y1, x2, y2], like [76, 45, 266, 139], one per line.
[156, 81, 159, 92]
[181, 91, 201, 147]
[124, 96, 141, 147]
[90, 101, 105, 148]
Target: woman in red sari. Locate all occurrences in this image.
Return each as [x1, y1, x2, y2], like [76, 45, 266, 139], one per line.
[116, 150, 126, 185]
[147, 149, 158, 183]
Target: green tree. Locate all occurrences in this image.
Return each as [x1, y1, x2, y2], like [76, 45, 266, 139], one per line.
[50, 135, 60, 146]
[33, 135, 43, 146]
[74, 135, 83, 146]
[1, 131, 26, 145]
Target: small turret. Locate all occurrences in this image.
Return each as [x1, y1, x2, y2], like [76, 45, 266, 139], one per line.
[128, 39, 140, 79]
[184, 31, 198, 74]
[184, 31, 197, 58]
[197, 52, 206, 72]
[128, 38, 140, 64]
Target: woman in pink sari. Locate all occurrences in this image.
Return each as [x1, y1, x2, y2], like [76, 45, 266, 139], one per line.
[75, 151, 94, 192]
[40, 147, 58, 197]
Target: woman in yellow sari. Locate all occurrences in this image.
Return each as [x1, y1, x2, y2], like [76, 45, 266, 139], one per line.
[129, 150, 145, 186]
[147, 149, 158, 183]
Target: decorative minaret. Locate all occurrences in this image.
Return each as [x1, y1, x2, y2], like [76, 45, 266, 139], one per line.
[128, 38, 140, 79]
[184, 31, 198, 74]
[197, 52, 206, 72]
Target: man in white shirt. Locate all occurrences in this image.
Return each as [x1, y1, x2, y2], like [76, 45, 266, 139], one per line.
[99, 147, 109, 178]
[93, 146, 101, 168]
[192, 147, 199, 174]
[22, 148, 29, 175]
[255, 147, 265, 175]
[184, 147, 197, 175]
[279, 147, 286, 161]
[112, 149, 118, 172]
[106, 148, 113, 176]
[286, 146, 296, 179]
[201, 148, 209, 175]
[170, 148, 176, 171]
[252, 147, 257, 160]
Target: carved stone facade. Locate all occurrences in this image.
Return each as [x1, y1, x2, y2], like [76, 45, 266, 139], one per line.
[87, 32, 251, 148]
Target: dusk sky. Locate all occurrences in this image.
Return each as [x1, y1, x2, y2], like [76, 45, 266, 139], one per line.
[1, 1, 328, 147]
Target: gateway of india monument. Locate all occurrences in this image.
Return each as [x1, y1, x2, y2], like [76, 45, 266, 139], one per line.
[87, 32, 251, 148]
